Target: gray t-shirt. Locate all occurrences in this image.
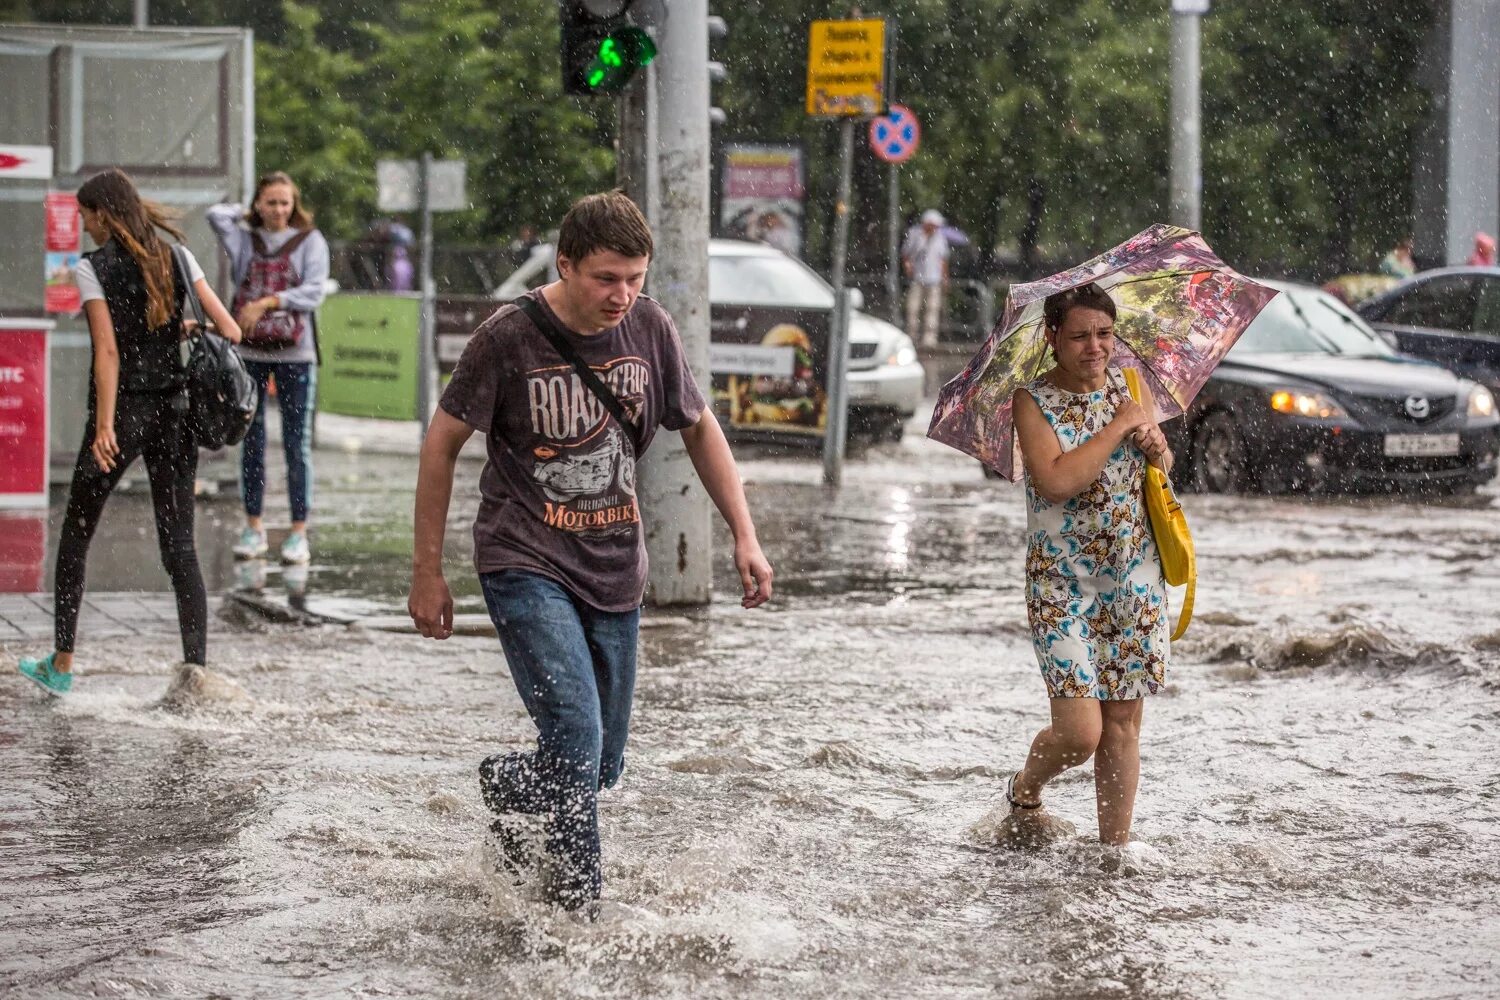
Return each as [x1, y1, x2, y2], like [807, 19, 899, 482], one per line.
[439, 290, 706, 611]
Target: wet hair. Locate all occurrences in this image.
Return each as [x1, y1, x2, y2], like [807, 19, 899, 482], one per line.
[76, 168, 186, 330]
[1043, 282, 1117, 332]
[247, 170, 314, 230]
[556, 190, 653, 264]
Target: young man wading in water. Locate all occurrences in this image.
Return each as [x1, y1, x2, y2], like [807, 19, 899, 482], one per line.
[407, 191, 774, 911]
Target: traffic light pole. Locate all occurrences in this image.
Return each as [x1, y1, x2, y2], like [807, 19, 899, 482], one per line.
[639, 0, 713, 605]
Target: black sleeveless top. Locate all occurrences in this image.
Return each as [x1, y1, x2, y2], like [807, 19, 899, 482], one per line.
[83, 240, 187, 394]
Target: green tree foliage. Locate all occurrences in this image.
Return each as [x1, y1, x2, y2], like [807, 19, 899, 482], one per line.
[3, 0, 1437, 277]
[254, 3, 372, 235]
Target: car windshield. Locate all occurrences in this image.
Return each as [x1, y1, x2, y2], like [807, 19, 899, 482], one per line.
[1230, 289, 1398, 358]
[709, 251, 834, 309]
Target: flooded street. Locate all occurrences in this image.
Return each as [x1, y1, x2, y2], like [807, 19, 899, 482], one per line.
[4, 429, 1499, 998]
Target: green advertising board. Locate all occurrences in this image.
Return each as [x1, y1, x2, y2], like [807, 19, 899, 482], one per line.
[317, 294, 420, 420]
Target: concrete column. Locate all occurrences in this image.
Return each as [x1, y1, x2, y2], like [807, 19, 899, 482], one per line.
[641, 0, 712, 605]
[1445, 0, 1500, 264]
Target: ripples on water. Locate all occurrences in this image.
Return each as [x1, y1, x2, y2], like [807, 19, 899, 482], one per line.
[3, 443, 1499, 997]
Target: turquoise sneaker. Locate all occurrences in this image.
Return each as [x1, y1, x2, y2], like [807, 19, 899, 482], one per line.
[279, 531, 310, 565]
[232, 527, 269, 560]
[18, 653, 73, 697]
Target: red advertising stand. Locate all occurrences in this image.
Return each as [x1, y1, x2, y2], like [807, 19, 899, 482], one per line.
[0, 319, 52, 507]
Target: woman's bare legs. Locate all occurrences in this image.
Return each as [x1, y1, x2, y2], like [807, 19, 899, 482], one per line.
[1094, 699, 1144, 845]
[1012, 698, 1102, 805]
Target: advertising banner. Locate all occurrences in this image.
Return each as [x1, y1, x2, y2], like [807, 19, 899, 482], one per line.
[0, 513, 46, 592]
[709, 304, 830, 437]
[316, 294, 420, 420]
[43, 192, 81, 314]
[719, 144, 805, 258]
[0, 321, 52, 507]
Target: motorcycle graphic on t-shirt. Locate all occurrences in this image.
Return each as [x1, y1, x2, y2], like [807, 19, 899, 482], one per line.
[524, 358, 647, 536]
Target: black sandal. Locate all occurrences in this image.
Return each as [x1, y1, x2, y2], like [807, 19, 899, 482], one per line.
[1006, 771, 1042, 810]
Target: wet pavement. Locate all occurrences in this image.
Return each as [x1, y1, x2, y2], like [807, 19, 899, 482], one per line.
[3, 413, 1500, 998]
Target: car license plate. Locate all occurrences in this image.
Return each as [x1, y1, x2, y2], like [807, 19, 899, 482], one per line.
[1383, 432, 1459, 457]
[847, 381, 878, 401]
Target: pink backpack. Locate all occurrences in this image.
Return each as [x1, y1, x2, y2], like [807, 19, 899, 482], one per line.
[234, 229, 314, 348]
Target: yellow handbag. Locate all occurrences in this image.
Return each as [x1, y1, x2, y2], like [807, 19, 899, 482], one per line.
[1122, 368, 1195, 640]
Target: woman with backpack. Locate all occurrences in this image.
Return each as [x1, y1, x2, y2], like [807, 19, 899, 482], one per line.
[207, 172, 330, 566]
[18, 168, 241, 697]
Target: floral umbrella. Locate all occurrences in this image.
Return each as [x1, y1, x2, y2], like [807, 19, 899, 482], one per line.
[926, 224, 1281, 480]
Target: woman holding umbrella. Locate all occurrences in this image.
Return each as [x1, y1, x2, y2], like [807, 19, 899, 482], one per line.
[927, 224, 1279, 846]
[1005, 282, 1172, 847]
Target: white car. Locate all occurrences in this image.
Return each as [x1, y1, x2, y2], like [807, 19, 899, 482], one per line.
[494, 238, 926, 440]
[708, 239, 924, 440]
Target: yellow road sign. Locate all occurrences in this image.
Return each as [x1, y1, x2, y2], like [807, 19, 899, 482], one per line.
[805, 18, 886, 118]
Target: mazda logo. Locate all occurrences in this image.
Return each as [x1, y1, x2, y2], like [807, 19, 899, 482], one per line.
[1405, 395, 1431, 419]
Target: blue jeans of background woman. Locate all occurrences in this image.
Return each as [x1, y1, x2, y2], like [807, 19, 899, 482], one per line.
[56, 390, 206, 664]
[477, 570, 640, 907]
[240, 360, 315, 523]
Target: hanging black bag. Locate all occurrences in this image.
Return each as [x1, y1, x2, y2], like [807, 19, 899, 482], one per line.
[173, 246, 257, 449]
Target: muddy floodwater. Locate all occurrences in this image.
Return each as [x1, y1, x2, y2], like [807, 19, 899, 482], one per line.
[4, 433, 1499, 998]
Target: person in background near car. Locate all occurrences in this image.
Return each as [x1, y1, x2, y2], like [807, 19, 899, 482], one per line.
[902, 209, 951, 348]
[407, 191, 774, 913]
[1467, 232, 1496, 267]
[1379, 235, 1416, 279]
[207, 172, 330, 567]
[386, 244, 414, 292]
[18, 168, 240, 697]
[510, 222, 542, 268]
[1003, 283, 1172, 850]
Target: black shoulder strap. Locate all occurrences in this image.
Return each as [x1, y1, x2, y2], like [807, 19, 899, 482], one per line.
[171, 245, 207, 329]
[513, 295, 643, 455]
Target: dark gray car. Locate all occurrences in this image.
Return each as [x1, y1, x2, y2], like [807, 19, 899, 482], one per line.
[1355, 266, 1500, 394]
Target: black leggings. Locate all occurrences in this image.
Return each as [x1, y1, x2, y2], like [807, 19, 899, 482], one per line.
[55, 391, 207, 665]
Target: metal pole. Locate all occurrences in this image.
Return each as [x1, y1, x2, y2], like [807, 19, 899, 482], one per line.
[644, 58, 661, 235]
[1169, 3, 1204, 231]
[822, 118, 856, 487]
[642, 0, 712, 605]
[417, 152, 438, 435]
[134, 0, 148, 28]
[886, 159, 900, 324]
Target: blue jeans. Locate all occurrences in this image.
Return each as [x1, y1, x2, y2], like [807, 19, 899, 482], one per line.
[241, 360, 316, 523]
[478, 570, 640, 905]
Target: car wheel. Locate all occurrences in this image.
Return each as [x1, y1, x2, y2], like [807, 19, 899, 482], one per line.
[886, 415, 907, 443]
[1191, 411, 1252, 494]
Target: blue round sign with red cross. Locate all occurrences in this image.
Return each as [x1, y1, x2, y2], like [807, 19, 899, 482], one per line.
[869, 104, 921, 163]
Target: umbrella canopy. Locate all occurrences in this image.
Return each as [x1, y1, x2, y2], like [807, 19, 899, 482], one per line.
[927, 224, 1280, 481]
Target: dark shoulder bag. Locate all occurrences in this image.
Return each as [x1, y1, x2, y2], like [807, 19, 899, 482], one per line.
[512, 295, 644, 454]
[174, 246, 257, 448]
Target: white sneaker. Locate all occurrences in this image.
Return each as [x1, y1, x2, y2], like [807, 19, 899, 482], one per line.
[280, 531, 311, 565]
[232, 527, 268, 560]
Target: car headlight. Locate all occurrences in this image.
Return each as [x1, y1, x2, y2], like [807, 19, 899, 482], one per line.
[886, 335, 918, 368]
[1469, 385, 1496, 419]
[1268, 389, 1348, 420]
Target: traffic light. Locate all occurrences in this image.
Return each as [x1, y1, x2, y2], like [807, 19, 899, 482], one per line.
[560, 1, 656, 95]
[707, 13, 727, 126]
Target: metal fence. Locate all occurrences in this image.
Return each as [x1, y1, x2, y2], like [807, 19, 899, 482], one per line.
[330, 241, 525, 297]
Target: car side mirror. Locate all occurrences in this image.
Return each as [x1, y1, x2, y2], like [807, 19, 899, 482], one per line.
[846, 287, 865, 311]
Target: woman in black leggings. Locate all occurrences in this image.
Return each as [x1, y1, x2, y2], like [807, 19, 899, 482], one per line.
[18, 168, 239, 697]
